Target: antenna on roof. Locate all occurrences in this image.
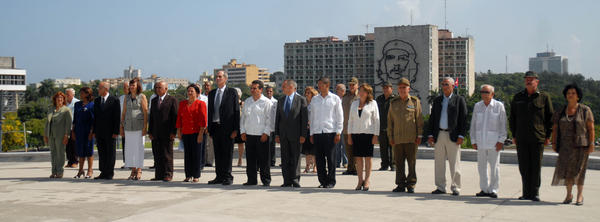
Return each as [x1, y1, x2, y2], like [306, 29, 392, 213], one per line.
[410, 9, 414, 25]
[444, 0, 448, 29]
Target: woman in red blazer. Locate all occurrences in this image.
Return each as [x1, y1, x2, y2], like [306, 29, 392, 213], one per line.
[176, 84, 207, 182]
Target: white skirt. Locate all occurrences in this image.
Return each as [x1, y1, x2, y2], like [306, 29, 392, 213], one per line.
[124, 130, 145, 168]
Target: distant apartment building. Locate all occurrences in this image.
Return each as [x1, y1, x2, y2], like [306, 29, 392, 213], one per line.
[438, 29, 475, 95]
[197, 71, 214, 86]
[54, 77, 82, 88]
[284, 34, 375, 91]
[214, 59, 270, 86]
[0, 57, 26, 112]
[103, 74, 189, 91]
[124, 65, 142, 79]
[529, 51, 568, 75]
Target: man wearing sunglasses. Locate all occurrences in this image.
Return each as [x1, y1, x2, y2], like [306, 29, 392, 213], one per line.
[470, 84, 507, 199]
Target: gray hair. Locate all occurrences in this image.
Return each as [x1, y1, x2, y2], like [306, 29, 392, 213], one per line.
[481, 84, 495, 93]
[284, 79, 297, 89]
[443, 77, 455, 85]
[216, 70, 228, 79]
[100, 81, 110, 89]
[234, 87, 242, 97]
[336, 83, 346, 91]
[157, 81, 167, 89]
[65, 88, 75, 94]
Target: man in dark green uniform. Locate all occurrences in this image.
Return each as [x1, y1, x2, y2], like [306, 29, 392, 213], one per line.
[509, 71, 554, 202]
[376, 82, 396, 171]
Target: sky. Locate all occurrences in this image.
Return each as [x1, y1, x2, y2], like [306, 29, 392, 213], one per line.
[1, 0, 598, 83]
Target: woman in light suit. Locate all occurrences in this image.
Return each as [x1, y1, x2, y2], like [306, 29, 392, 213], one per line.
[44, 92, 73, 178]
[348, 83, 380, 191]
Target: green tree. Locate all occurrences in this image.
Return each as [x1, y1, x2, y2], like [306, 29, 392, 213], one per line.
[25, 118, 46, 148]
[2, 112, 24, 151]
[17, 98, 51, 122]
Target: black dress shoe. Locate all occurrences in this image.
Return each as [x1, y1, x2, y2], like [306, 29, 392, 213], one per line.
[342, 171, 353, 175]
[407, 187, 415, 193]
[204, 163, 213, 167]
[530, 196, 540, 202]
[327, 184, 335, 189]
[393, 186, 405, 193]
[208, 179, 222, 184]
[431, 189, 445, 194]
[280, 183, 292, 187]
[318, 184, 327, 188]
[452, 190, 460, 196]
[518, 196, 529, 200]
[390, 166, 396, 171]
[243, 182, 257, 186]
[222, 180, 233, 185]
[150, 178, 162, 181]
[149, 165, 155, 169]
[94, 175, 105, 180]
[489, 192, 498, 198]
[378, 166, 388, 171]
[476, 191, 489, 197]
[292, 182, 301, 188]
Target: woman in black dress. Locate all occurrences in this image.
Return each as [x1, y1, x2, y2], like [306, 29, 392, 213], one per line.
[302, 86, 318, 173]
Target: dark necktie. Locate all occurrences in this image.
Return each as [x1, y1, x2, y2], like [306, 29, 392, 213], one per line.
[284, 96, 291, 116]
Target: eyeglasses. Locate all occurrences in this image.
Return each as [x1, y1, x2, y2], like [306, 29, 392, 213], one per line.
[480, 91, 490, 94]
[441, 83, 450, 86]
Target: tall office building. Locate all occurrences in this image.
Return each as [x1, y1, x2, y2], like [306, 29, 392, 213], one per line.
[124, 65, 142, 79]
[529, 51, 568, 75]
[0, 57, 26, 112]
[214, 59, 270, 86]
[438, 29, 475, 95]
[283, 34, 375, 91]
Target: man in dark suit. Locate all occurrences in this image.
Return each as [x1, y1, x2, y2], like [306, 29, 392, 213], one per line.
[275, 80, 308, 187]
[207, 70, 240, 185]
[427, 77, 468, 196]
[92, 82, 121, 180]
[148, 81, 178, 182]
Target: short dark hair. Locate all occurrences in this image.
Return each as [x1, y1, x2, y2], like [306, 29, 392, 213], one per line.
[129, 77, 143, 95]
[318, 77, 331, 86]
[187, 84, 200, 95]
[562, 83, 583, 102]
[79, 87, 94, 102]
[251, 80, 264, 89]
[265, 85, 273, 91]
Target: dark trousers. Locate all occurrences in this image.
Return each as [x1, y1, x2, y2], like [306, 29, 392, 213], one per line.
[343, 134, 355, 172]
[269, 132, 276, 165]
[96, 136, 116, 178]
[314, 133, 336, 186]
[280, 136, 302, 185]
[394, 143, 417, 188]
[199, 134, 207, 170]
[121, 136, 125, 163]
[379, 132, 394, 168]
[66, 137, 78, 165]
[152, 136, 174, 179]
[183, 133, 204, 178]
[335, 134, 347, 167]
[245, 135, 271, 185]
[516, 141, 544, 198]
[211, 123, 234, 182]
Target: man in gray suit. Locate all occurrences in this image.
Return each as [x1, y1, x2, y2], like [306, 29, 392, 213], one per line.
[275, 80, 308, 188]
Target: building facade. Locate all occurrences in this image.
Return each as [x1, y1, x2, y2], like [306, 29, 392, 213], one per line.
[438, 29, 475, 95]
[214, 59, 270, 86]
[374, 25, 439, 114]
[284, 35, 375, 91]
[0, 57, 26, 113]
[124, 65, 142, 79]
[529, 51, 568, 75]
[54, 77, 82, 88]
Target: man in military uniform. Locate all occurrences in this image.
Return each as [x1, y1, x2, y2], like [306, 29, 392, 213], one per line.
[342, 77, 359, 175]
[509, 71, 553, 202]
[388, 78, 424, 193]
[376, 81, 396, 171]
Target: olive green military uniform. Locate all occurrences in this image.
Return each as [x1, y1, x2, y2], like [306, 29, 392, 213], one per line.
[376, 93, 395, 170]
[342, 90, 358, 172]
[387, 95, 424, 188]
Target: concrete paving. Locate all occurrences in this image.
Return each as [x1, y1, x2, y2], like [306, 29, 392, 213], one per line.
[0, 156, 599, 221]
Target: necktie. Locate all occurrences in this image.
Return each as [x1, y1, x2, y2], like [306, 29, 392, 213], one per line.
[284, 96, 291, 116]
[214, 89, 222, 121]
[101, 97, 105, 105]
[158, 97, 163, 109]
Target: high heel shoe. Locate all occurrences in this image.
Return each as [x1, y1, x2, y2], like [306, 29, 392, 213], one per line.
[85, 171, 93, 179]
[135, 171, 142, 180]
[575, 197, 584, 206]
[127, 171, 135, 180]
[355, 181, 364, 191]
[363, 181, 370, 191]
[74, 171, 85, 179]
[562, 196, 573, 204]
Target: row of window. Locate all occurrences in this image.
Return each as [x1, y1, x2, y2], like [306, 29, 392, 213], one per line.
[285, 42, 375, 48]
[285, 53, 373, 59]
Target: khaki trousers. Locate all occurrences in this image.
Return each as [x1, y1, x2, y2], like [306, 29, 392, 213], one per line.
[434, 131, 461, 192]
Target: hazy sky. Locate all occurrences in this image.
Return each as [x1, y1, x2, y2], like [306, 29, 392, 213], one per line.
[1, 0, 598, 83]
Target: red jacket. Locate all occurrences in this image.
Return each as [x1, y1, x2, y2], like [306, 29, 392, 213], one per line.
[176, 99, 207, 134]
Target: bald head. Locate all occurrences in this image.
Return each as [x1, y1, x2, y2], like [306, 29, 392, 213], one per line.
[98, 81, 110, 97]
[155, 81, 168, 96]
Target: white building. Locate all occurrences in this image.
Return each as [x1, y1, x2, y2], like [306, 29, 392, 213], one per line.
[54, 77, 82, 88]
[124, 65, 142, 79]
[0, 57, 26, 112]
[529, 51, 568, 75]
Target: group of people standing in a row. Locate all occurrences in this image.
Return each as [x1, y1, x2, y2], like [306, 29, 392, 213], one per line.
[44, 70, 593, 205]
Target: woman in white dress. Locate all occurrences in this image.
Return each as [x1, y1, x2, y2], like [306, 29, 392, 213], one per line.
[120, 77, 148, 180]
